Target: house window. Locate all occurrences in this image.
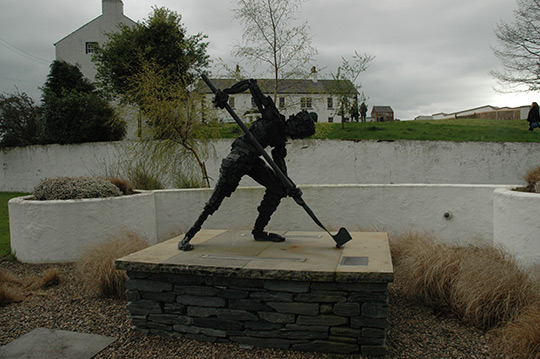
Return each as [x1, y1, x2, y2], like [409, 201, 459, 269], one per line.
[279, 97, 285, 108]
[327, 97, 333, 109]
[85, 42, 98, 54]
[328, 117, 334, 123]
[228, 96, 235, 109]
[301, 97, 312, 109]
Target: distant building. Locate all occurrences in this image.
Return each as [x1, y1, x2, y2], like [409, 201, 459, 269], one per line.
[202, 71, 357, 123]
[431, 105, 529, 120]
[371, 106, 394, 121]
[54, 0, 136, 81]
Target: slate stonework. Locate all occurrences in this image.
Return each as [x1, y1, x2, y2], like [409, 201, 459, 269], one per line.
[124, 272, 390, 356]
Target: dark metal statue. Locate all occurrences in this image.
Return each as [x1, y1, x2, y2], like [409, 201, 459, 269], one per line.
[178, 79, 316, 251]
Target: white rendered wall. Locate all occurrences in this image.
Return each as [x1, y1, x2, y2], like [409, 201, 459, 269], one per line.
[9, 185, 504, 263]
[9, 191, 157, 264]
[1, 139, 535, 193]
[494, 188, 540, 267]
[54, 0, 135, 81]
[154, 184, 501, 246]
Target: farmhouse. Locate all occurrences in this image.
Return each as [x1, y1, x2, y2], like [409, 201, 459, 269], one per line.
[54, 0, 135, 81]
[203, 69, 358, 124]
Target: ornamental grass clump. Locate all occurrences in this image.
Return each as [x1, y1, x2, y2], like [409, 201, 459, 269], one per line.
[390, 231, 460, 309]
[32, 176, 122, 200]
[76, 232, 149, 298]
[491, 302, 540, 358]
[451, 244, 540, 329]
[390, 232, 540, 329]
[0, 267, 61, 306]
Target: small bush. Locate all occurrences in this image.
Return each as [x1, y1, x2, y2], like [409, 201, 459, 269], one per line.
[107, 177, 135, 195]
[515, 166, 540, 193]
[127, 167, 164, 190]
[32, 176, 122, 200]
[76, 232, 149, 298]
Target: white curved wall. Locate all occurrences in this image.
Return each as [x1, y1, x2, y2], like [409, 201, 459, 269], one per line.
[9, 192, 157, 263]
[11, 184, 540, 266]
[494, 188, 540, 267]
[155, 184, 501, 245]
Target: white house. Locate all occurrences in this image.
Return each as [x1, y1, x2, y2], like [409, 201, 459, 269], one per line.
[54, 0, 136, 81]
[203, 71, 358, 124]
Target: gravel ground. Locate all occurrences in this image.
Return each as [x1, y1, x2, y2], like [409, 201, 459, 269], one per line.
[0, 261, 492, 359]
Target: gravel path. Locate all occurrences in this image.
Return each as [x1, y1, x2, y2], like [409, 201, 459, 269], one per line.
[0, 262, 492, 358]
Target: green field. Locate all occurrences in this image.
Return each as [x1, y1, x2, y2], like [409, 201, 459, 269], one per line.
[219, 118, 540, 143]
[0, 192, 27, 259]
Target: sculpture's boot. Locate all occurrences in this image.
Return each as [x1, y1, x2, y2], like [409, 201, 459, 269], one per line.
[178, 183, 232, 251]
[251, 188, 286, 242]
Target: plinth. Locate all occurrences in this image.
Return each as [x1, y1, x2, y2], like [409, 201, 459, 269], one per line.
[116, 230, 393, 356]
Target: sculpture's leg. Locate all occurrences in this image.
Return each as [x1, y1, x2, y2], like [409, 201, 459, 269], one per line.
[179, 149, 252, 251]
[248, 159, 287, 242]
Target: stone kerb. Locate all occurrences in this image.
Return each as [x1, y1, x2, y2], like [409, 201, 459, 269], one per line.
[8, 191, 157, 263]
[494, 187, 540, 267]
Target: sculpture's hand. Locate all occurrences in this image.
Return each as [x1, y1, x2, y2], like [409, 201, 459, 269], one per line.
[213, 90, 229, 109]
[287, 186, 302, 200]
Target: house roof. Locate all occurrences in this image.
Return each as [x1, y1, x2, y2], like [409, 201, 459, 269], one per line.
[199, 78, 357, 95]
[372, 106, 393, 113]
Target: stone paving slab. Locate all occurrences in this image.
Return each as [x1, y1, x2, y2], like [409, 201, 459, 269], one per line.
[116, 229, 393, 282]
[0, 328, 115, 359]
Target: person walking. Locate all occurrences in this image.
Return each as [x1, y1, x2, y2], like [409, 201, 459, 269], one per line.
[527, 102, 540, 131]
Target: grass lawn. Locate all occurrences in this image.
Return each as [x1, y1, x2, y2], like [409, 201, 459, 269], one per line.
[218, 118, 540, 142]
[1, 192, 28, 259]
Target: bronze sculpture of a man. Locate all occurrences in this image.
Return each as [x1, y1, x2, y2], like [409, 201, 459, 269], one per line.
[178, 79, 316, 251]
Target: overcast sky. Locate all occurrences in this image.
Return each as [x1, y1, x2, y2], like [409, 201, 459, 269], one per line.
[1, 0, 537, 120]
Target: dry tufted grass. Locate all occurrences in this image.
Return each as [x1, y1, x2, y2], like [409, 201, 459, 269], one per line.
[451, 244, 540, 329]
[491, 302, 540, 358]
[76, 232, 149, 299]
[389, 231, 461, 309]
[390, 232, 540, 329]
[0, 267, 61, 306]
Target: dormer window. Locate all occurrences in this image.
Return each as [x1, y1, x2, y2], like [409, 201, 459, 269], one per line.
[86, 42, 98, 54]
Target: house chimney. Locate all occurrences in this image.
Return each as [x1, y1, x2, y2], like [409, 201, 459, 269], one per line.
[310, 66, 318, 83]
[102, 0, 124, 16]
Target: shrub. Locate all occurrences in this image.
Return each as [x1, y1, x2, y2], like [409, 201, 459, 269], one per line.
[515, 166, 540, 193]
[76, 232, 149, 298]
[0, 91, 43, 148]
[127, 166, 164, 190]
[41, 60, 126, 145]
[32, 176, 122, 200]
[107, 177, 134, 195]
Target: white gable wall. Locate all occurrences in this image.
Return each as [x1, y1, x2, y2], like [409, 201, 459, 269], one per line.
[54, 0, 135, 81]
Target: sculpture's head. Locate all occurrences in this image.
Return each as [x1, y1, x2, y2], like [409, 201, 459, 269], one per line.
[286, 110, 316, 139]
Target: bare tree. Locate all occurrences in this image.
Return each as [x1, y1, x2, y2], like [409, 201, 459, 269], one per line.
[233, 0, 317, 99]
[329, 51, 374, 128]
[492, 0, 540, 91]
